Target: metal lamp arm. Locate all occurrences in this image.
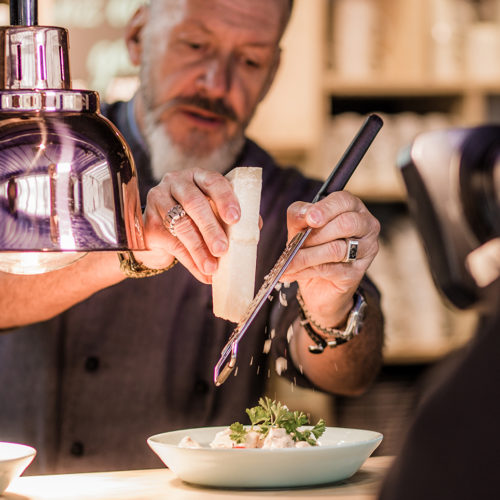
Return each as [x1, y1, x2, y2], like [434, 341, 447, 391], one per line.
[10, 0, 38, 26]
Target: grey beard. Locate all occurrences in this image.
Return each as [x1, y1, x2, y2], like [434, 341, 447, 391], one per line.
[145, 116, 245, 182]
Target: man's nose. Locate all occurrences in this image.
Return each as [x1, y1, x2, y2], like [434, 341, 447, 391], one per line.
[196, 56, 232, 98]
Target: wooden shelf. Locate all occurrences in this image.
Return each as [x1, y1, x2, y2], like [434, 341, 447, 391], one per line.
[323, 74, 500, 97]
[383, 335, 472, 365]
[323, 76, 464, 96]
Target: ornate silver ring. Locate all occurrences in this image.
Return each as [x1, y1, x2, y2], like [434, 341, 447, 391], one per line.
[165, 204, 186, 237]
[343, 239, 359, 263]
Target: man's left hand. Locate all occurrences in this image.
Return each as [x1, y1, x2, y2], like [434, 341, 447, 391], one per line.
[281, 190, 380, 329]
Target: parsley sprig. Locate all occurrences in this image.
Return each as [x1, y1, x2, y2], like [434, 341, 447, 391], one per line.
[229, 397, 326, 446]
[228, 422, 247, 444]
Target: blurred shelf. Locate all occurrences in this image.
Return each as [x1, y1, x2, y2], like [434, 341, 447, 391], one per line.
[350, 190, 407, 203]
[323, 74, 500, 97]
[383, 339, 468, 365]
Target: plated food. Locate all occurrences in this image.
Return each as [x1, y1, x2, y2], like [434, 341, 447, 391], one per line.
[147, 399, 383, 488]
[179, 397, 325, 449]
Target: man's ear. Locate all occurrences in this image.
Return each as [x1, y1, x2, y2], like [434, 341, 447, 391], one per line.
[258, 48, 281, 103]
[125, 5, 149, 67]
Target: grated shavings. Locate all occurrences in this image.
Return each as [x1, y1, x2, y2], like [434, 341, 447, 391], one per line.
[279, 291, 288, 307]
[270, 328, 276, 339]
[275, 357, 288, 375]
[286, 324, 294, 343]
[263, 339, 272, 354]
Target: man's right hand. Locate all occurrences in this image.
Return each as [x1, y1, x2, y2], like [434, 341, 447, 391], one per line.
[137, 168, 241, 283]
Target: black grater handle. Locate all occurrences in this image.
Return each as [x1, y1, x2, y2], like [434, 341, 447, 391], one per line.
[313, 114, 383, 203]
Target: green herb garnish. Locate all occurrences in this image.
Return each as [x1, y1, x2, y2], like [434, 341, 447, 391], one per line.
[229, 422, 247, 444]
[229, 397, 326, 446]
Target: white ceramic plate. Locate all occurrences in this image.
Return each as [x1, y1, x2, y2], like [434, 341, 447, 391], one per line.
[0, 442, 36, 494]
[148, 426, 382, 488]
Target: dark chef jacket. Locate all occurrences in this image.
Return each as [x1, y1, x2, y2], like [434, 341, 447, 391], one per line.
[0, 100, 379, 474]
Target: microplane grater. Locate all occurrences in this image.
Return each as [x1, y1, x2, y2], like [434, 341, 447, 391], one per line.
[214, 114, 383, 386]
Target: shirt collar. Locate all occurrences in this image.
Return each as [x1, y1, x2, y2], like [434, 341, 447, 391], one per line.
[126, 96, 149, 152]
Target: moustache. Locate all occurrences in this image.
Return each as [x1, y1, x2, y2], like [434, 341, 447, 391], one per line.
[171, 95, 238, 122]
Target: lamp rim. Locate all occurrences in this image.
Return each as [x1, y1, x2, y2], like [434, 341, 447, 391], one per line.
[0, 89, 99, 113]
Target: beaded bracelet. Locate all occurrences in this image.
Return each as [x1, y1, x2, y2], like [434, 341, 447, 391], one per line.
[297, 289, 367, 354]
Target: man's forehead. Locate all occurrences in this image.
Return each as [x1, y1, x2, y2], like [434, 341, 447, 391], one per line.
[157, 0, 289, 39]
[159, 0, 289, 13]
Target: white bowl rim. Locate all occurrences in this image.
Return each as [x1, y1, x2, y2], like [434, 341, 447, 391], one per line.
[0, 442, 37, 462]
[147, 426, 383, 452]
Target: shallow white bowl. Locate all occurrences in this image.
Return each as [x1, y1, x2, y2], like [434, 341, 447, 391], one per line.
[148, 426, 382, 488]
[0, 442, 36, 494]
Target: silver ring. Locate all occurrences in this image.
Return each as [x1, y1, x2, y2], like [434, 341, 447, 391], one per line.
[343, 239, 359, 263]
[165, 204, 186, 237]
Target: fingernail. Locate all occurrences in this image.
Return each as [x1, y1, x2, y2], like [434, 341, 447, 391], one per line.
[307, 209, 322, 225]
[204, 259, 217, 274]
[298, 206, 308, 218]
[212, 239, 227, 255]
[226, 207, 240, 223]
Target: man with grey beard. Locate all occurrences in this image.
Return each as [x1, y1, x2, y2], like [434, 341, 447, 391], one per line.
[0, 0, 384, 473]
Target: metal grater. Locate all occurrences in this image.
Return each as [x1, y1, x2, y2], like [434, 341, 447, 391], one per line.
[214, 114, 383, 386]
